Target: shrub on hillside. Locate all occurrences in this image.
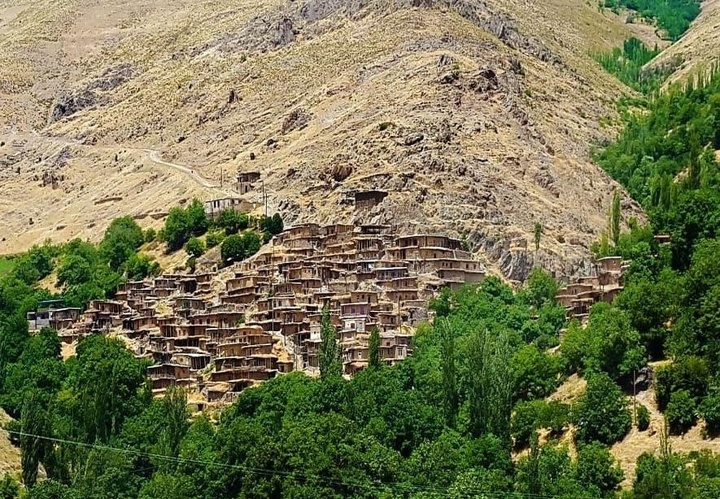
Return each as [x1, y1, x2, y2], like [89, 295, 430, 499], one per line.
[636, 404, 651, 431]
[655, 357, 709, 411]
[184, 238, 205, 258]
[575, 372, 631, 445]
[665, 390, 697, 435]
[700, 390, 720, 436]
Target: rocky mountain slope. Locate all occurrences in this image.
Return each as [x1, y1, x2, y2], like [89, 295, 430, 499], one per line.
[649, 0, 720, 83]
[0, 0, 653, 280]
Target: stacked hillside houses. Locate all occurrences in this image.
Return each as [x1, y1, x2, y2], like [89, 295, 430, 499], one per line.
[30, 223, 486, 405]
[554, 255, 628, 320]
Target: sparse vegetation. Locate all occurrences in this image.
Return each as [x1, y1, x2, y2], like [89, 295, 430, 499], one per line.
[602, 0, 701, 40]
[593, 37, 672, 93]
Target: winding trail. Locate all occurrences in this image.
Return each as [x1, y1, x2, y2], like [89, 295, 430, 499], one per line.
[3, 130, 222, 190]
[141, 149, 218, 188]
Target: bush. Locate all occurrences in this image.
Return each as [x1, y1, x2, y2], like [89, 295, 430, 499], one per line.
[259, 213, 284, 236]
[665, 390, 697, 435]
[205, 231, 225, 249]
[184, 238, 205, 258]
[216, 209, 249, 235]
[162, 199, 210, 252]
[511, 400, 571, 449]
[144, 228, 157, 243]
[511, 344, 562, 401]
[100, 216, 145, 270]
[123, 254, 160, 280]
[575, 372, 631, 445]
[575, 442, 624, 495]
[636, 404, 651, 431]
[655, 357, 709, 411]
[700, 391, 720, 436]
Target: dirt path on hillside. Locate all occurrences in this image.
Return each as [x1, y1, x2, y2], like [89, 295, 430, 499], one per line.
[2, 130, 221, 190]
[143, 149, 218, 188]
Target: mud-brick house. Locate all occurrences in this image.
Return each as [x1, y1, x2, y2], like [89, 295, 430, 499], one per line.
[204, 197, 253, 220]
[27, 300, 81, 331]
[379, 333, 412, 364]
[343, 343, 370, 375]
[172, 351, 211, 371]
[147, 363, 191, 392]
[237, 171, 261, 194]
[84, 300, 126, 330]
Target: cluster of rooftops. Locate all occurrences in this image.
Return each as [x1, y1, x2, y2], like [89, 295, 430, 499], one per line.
[27, 223, 486, 406]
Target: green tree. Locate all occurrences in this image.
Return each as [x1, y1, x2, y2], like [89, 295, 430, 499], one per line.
[184, 237, 205, 258]
[63, 335, 149, 443]
[466, 330, 512, 442]
[511, 344, 562, 402]
[20, 390, 53, 488]
[575, 372, 631, 445]
[160, 386, 189, 460]
[220, 234, 244, 265]
[368, 327, 380, 370]
[533, 222, 542, 251]
[610, 190, 622, 247]
[575, 442, 624, 495]
[319, 307, 341, 379]
[100, 216, 145, 270]
[665, 389, 697, 435]
[437, 318, 458, 428]
[216, 209, 248, 236]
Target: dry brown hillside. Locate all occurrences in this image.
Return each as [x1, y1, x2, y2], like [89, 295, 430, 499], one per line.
[0, 0, 648, 280]
[650, 0, 720, 83]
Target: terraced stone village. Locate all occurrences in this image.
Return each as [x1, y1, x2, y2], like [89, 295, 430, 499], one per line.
[28, 221, 486, 406]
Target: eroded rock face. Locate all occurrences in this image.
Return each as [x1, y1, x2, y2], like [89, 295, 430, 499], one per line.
[49, 90, 100, 123]
[48, 64, 135, 124]
[204, 0, 559, 65]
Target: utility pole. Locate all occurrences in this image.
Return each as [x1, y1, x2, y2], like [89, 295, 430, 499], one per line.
[263, 180, 268, 218]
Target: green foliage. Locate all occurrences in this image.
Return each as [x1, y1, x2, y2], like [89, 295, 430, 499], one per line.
[575, 372, 632, 445]
[593, 37, 670, 93]
[616, 267, 682, 359]
[219, 231, 262, 266]
[610, 190, 622, 246]
[204, 230, 225, 249]
[533, 222, 542, 251]
[184, 237, 205, 258]
[100, 216, 144, 271]
[575, 442, 624, 495]
[602, 0, 701, 40]
[368, 327, 380, 370]
[511, 344, 562, 401]
[636, 403, 651, 431]
[561, 302, 645, 381]
[319, 307, 342, 379]
[162, 199, 209, 252]
[0, 258, 16, 279]
[700, 389, 720, 435]
[0, 474, 18, 499]
[511, 400, 571, 448]
[215, 209, 249, 236]
[259, 213, 284, 236]
[466, 329, 513, 442]
[123, 253, 160, 281]
[654, 356, 709, 411]
[665, 389, 697, 434]
[143, 228, 157, 243]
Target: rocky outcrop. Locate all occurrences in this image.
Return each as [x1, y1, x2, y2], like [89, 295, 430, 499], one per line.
[204, 0, 559, 65]
[48, 64, 135, 124]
